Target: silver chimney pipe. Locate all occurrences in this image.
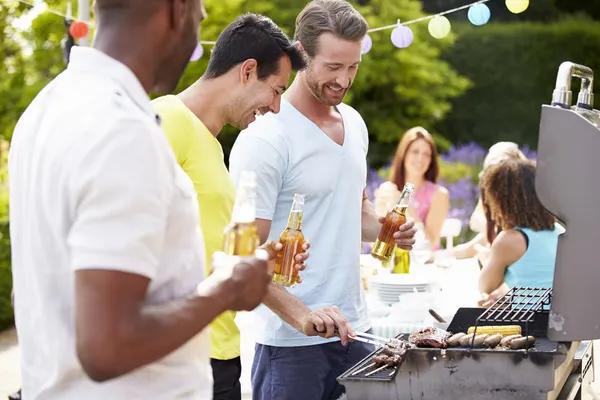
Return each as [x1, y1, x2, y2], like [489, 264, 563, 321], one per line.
[551, 61, 594, 110]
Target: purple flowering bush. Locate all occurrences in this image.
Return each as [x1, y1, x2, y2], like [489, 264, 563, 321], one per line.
[363, 142, 537, 252]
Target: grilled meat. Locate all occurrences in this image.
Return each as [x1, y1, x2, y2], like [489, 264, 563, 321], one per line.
[370, 338, 412, 368]
[372, 354, 403, 367]
[447, 332, 466, 347]
[408, 327, 451, 348]
[483, 334, 503, 348]
[510, 336, 536, 350]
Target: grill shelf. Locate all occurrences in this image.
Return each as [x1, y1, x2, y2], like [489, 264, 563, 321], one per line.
[478, 286, 552, 324]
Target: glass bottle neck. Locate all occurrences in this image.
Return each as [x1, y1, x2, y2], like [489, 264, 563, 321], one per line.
[394, 187, 413, 213]
[287, 210, 303, 230]
[231, 183, 257, 223]
[287, 196, 305, 230]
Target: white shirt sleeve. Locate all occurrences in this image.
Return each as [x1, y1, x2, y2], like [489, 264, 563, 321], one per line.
[67, 119, 174, 279]
[229, 132, 286, 221]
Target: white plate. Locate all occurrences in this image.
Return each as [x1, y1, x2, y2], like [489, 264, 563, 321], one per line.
[369, 273, 432, 286]
[370, 284, 429, 290]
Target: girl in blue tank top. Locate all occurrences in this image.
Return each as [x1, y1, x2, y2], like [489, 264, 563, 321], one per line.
[476, 159, 562, 304]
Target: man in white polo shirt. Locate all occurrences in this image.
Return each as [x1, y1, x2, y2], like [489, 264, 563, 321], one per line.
[8, 1, 272, 399]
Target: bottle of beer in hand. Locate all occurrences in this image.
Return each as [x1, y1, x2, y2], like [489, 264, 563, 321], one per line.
[371, 183, 415, 263]
[273, 193, 306, 287]
[223, 171, 260, 256]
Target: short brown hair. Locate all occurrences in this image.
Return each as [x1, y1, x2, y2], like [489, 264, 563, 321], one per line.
[389, 127, 440, 189]
[294, 0, 368, 57]
[480, 159, 555, 243]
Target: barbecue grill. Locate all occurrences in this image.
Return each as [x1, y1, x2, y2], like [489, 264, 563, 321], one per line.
[338, 62, 598, 399]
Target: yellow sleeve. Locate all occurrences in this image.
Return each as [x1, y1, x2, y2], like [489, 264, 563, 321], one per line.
[153, 97, 194, 167]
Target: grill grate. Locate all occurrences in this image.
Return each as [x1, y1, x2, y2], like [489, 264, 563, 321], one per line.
[346, 334, 409, 381]
[340, 335, 561, 383]
[477, 287, 552, 324]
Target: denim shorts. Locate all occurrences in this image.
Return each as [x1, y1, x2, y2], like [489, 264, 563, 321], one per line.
[251, 331, 374, 400]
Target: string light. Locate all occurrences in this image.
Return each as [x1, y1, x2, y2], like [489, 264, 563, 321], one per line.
[390, 21, 414, 49]
[15, 0, 530, 58]
[468, 3, 491, 26]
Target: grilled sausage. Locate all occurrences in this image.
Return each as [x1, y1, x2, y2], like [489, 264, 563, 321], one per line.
[459, 333, 475, 347]
[472, 334, 489, 348]
[510, 336, 536, 350]
[483, 333, 503, 349]
[500, 334, 522, 347]
[447, 332, 466, 347]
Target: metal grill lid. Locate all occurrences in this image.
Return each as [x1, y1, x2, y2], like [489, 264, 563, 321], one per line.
[536, 62, 600, 341]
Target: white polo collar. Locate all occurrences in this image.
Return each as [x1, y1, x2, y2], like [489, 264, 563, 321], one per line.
[67, 46, 160, 123]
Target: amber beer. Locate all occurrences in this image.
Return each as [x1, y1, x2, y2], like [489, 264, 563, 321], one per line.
[371, 183, 415, 263]
[223, 171, 260, 256]
[273, 193, 306, 287]
[392, 248, 410, 274]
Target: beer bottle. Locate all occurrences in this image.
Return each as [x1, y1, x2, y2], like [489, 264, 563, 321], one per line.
[371, 183, 415, 263]
[223, 171, 260, 256]
[392, 248, 410, 274]
[273, 193, 306, 287]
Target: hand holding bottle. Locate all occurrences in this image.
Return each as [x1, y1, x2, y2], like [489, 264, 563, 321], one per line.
[381, 218, 417, 251]
[201, 249, 272, 312]
[260, 239, 310, 283]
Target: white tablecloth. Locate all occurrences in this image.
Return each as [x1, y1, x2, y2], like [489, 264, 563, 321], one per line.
[366, 258, 481, 337]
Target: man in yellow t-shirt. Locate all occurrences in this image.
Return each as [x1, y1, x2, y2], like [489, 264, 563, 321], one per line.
[153, 14, 306, 400]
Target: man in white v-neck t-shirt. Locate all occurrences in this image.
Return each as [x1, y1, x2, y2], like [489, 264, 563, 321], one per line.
[229, 1, 417, 399]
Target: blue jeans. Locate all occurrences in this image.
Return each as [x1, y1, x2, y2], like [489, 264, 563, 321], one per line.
[251, 332, 375, 400]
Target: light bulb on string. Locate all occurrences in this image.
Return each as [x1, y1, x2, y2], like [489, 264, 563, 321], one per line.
[468, 3, 491, 26]
[69, 21, 89, 39]
[505, 0, 529, 14]
[391, 20, 414, 49]
[190, 43, 204, 61]
[361, 34, 372, 55]
[428, 15, 451, 39]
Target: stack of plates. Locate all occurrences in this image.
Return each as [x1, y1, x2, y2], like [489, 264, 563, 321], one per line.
[369, 273, 431, 305]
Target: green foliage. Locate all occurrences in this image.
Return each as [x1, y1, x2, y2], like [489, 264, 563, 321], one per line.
[438, 16, 600, 149]
[0, 140, 11, 330]
[438, 159, 479, 183]
[0, 220, 12, 332]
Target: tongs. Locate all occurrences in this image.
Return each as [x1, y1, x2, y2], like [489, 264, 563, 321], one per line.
[349, 331, 394, 347]
[313, 324, 392, 346]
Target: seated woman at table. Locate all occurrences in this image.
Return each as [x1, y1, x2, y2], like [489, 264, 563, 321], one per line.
[375, 127, 449, 250]
[436, 142, 528, 266]
[476, 158, 562, 306]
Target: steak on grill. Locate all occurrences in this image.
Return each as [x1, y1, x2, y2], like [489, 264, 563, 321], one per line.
[408, 327, 451, 348]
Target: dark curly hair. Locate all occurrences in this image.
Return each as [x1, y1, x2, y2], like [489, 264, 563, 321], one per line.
[480, 159, 556, 243]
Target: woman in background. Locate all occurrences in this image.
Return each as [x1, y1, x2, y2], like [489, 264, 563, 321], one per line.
[380, 127, 449, 250]
[436, 142, 528, 265]
[477, 158, 561, 305]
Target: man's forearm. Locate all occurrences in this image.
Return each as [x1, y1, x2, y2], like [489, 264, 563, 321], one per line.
[78, 276, 232, 381]
[262, 283, 311, 333]
[361, 198, 382, 242]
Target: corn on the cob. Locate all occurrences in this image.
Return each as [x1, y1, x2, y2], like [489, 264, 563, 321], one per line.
[467, 325, 521, 337]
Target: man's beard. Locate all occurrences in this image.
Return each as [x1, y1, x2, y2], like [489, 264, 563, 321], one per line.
[305, 67, 349, 107]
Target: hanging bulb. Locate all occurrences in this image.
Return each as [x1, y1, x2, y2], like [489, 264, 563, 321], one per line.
[468, 3, 491, 26]
[361, 34, 372, 55]
[505, 0, 529, 14]
[428, 16, 451, 39]
[190, 43, 204, 61]
[391, 21, 414, 49]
